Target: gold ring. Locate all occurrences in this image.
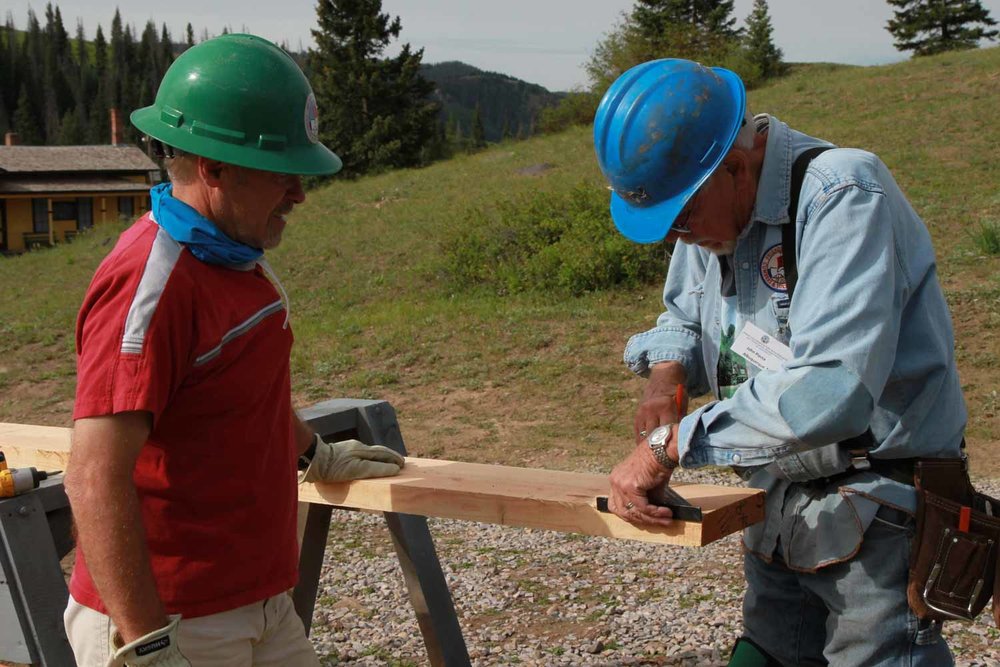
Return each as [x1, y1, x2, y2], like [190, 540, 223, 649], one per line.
[639, 430, 648, 438]
[625, 501, 635, 510]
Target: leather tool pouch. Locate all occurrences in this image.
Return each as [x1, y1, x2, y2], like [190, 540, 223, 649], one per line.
[908, 458, 1000, 626]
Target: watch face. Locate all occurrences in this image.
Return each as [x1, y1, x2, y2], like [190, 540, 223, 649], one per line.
[648, 425, 670, 446]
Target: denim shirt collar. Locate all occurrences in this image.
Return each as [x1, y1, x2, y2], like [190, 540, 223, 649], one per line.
[751, 114, 835, 227]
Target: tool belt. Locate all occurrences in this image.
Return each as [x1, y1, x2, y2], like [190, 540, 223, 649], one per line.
[908, 457, 1000, 627]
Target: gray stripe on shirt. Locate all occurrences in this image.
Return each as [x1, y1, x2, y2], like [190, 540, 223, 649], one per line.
[193, 300, 285, 366]
[120, 226, 183, 355]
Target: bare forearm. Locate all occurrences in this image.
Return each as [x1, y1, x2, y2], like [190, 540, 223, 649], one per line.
[68, 476, 166, 642]
[66, 413, 165, 644]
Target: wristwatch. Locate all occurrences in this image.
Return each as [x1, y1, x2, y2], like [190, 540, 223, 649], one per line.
[647, 425, 678, 470]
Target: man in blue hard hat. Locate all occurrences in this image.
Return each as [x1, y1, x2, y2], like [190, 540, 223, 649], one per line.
[595, 59, 965, 665]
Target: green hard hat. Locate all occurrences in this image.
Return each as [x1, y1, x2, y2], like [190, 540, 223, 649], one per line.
[131, 33, 341, 175]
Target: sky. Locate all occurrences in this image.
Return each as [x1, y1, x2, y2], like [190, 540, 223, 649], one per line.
[7, 0, 1000, 91]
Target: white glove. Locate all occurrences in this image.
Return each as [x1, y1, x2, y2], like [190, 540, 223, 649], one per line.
[109, 615, 190, 667]
[299, 434, 405, 483]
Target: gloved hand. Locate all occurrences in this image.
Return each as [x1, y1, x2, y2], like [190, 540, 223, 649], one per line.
[109, 615, 190, 667]
[299, 434, 405, 483]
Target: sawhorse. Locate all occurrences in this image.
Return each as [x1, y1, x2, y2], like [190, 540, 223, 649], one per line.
[0, 400, 471, 666]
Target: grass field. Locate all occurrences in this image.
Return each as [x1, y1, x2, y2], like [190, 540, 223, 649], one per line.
[1, 47, 997, 477]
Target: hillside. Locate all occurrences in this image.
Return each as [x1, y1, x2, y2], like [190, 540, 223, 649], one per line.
[421, 61, 564, 141]
[1, 47, 997, 479]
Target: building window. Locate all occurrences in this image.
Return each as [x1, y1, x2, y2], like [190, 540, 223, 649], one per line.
[32, 198, 49, 233]
[77, 197, 93, 230]
[52, 200, 78, 221]
[118, 196, 134, 217]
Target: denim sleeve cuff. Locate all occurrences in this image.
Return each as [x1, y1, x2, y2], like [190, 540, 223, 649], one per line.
[677, 402, 791, 469]
[623, 329, 701, 378]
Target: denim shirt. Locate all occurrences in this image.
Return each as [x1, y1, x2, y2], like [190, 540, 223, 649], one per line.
[624, 115, 966, 570]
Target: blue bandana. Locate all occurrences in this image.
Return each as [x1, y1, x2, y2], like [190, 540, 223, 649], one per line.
[150, 183, 263, 266]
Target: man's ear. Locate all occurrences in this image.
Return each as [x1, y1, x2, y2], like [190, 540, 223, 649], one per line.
[723, 149, 757, 216]
[196, 157, 227, 188]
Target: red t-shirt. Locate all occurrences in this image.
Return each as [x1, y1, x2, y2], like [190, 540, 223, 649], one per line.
[71, 215, 299, 618]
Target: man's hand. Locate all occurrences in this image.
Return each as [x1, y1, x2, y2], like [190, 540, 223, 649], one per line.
[299, 435, 405, 483]
[609, 427, 678, 528]
[111, 615, 190, 666]
[635, 363, 688, 443]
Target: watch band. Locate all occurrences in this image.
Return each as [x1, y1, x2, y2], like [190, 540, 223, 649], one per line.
[647, 424, 678, 470]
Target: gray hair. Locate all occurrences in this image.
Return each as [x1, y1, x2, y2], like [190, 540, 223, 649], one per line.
[164, 148, 198, 184]
[732, 108, 757, 151]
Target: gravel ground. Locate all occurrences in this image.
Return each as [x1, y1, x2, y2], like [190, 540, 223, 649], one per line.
[308, 469, 1000, 667]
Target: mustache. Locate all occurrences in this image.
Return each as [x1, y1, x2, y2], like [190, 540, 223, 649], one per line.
[274, 203, 295, 217]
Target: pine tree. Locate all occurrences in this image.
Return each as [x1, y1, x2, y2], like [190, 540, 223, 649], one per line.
[13, 83, 43, 144]
[73, 19, 92, 143]
[887, 0, 998, 55]
[308, 0, 439, 177]
[88, 24, 109, 144]
[471, 104, 486, 150]
[58, 107, 83, 144]
[185, 23, 195, 49]
[160, 23, 173, 69]
[633, 0, 740, 43]
[744, 0, 784, 78]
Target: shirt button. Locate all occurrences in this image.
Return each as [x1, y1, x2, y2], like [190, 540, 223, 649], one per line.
[732, 453, 743, 464]
[741, 261, 750, 270]
[684, 454, 694, 465]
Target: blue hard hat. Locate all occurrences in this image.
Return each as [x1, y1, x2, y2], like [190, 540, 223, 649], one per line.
[594, 59, 746, 244]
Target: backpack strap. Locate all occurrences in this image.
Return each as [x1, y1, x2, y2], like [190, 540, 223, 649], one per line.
[782, 146, 832, 301]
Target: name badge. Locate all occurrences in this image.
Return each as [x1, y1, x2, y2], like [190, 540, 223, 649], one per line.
[731, 321, 792, 371]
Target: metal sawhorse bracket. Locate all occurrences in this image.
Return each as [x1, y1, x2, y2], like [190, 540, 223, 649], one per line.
[0, 479, 75, 666]
[295, 398, 470, 666]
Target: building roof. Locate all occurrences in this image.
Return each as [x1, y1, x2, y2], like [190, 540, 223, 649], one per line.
[0, 145, 158, 173]
[0, 176, 154, 195]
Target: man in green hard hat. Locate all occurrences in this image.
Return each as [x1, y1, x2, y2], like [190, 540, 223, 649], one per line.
[63, 33, 404, 666]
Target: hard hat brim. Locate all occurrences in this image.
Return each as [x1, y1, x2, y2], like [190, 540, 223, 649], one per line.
[610, 191, 687, 244]
[132, 105, 343, 176]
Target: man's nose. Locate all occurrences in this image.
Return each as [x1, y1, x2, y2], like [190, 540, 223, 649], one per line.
[286, 175, 306, 204]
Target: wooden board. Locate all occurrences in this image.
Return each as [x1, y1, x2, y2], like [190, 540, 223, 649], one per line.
[0, 422, 764, 547]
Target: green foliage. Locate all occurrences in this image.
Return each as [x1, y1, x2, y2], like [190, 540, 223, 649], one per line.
[1, 5, 176, 146]
[437, 183, 669, 296]
[887, 0, 999, 56]
[581, 4, 765, 115]
[12, 83, 43, 144]
[308, 0, 439, 178]
[420, 61, 560, 144]
[538, 90, 602, 134]
[969, 220, 1000, 255]
[744, 0, 785, 78]
[632, 0, 740, 42]
[470, 105, 487, 149]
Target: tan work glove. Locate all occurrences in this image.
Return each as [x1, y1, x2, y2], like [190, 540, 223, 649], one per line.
[109, 615, 190, 667]
[299, 434, 404, 483]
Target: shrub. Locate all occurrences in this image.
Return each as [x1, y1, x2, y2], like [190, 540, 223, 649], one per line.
[437, 183, 670, 296]
[538, 91, 601, 134]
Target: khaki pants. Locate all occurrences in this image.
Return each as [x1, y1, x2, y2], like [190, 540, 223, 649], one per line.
[64, 592, 322, 667]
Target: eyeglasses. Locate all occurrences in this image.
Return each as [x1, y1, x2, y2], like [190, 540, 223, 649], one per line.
[670, 187, 702, 235]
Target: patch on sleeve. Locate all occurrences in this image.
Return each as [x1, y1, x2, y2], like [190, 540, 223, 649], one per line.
[777, 364, 873, 446]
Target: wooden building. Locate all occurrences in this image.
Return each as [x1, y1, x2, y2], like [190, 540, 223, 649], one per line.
[0, 132, 160, 253]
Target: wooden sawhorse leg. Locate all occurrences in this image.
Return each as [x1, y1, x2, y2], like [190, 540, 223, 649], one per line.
[293, 399, 470, 667]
